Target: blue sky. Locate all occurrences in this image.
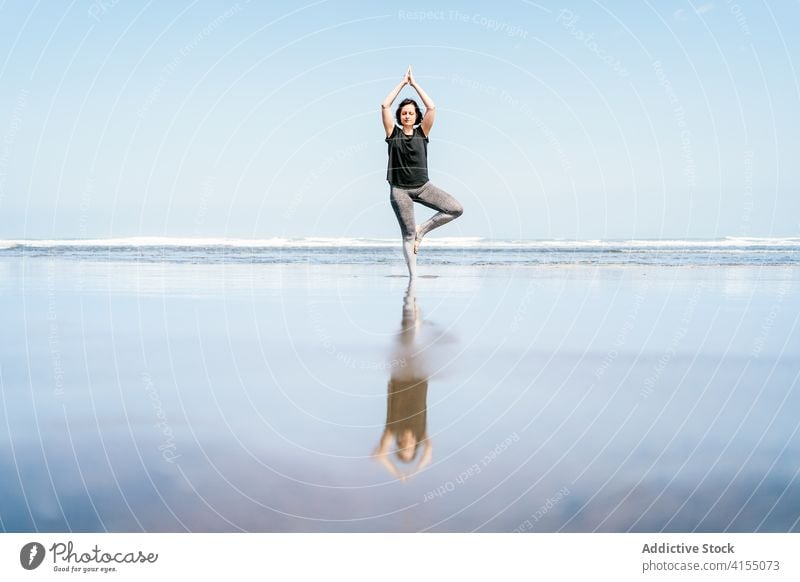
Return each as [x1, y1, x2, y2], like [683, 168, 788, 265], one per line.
[0, 0, 797, 239]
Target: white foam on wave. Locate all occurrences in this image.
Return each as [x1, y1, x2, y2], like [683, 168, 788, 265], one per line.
[0, 236, 798, 250]
[0, 236, 396, 249]
[0, 236, 285, 248]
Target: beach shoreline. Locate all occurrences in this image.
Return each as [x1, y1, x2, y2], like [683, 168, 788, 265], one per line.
[1, 256, 798, 532]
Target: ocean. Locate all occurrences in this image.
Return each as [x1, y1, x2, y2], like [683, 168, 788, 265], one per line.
[1, 237, 798, 532]
[1, 236, 798, 266]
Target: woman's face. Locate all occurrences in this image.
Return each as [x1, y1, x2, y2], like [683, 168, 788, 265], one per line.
[400, 104, 417, 126]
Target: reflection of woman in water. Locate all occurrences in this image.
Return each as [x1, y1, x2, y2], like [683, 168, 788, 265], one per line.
[382, 66, 463, 279]
[374, 280, 432, 480]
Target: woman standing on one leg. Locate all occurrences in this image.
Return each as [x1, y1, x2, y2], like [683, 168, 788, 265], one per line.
[382, 66, 463, 278]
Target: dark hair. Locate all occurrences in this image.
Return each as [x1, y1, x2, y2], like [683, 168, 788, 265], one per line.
[395, 98, 424, 126]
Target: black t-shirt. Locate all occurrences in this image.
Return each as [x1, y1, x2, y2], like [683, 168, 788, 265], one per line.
[385, 125, 429, 188]
[386, 376, 428, 443]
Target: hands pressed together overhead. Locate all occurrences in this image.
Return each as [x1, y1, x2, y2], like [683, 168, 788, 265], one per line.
[403, 65, 416, 87]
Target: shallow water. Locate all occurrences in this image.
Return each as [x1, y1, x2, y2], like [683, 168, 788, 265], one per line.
[1, 257, 798, 531]
[1, 236, 798, 266]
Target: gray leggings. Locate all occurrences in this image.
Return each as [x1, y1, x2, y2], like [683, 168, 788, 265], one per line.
[390, 181, 463, 241]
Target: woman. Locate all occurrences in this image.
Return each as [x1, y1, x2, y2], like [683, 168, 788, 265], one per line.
[382, 66, 463, 278]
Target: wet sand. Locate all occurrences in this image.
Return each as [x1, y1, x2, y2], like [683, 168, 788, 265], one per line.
[1, 258, 798, 531]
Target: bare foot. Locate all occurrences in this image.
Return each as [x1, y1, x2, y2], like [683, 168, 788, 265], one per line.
[413, 226, 422, 254]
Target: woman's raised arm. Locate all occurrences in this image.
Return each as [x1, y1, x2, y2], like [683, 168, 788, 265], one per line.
[381, 69, 409, 138]
[408, 67, 435, 136]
